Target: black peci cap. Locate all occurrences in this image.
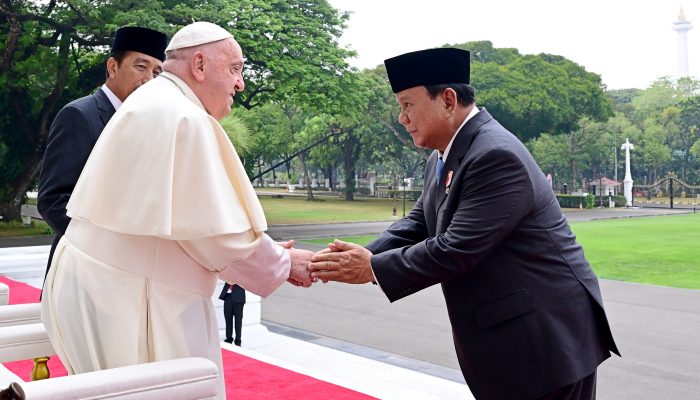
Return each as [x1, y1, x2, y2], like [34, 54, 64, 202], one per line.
[111, 26, 168, 62]
[384, 48, 470, 93]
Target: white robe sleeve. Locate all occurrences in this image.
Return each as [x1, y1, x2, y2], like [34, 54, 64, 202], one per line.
[178, 232, 290, 298]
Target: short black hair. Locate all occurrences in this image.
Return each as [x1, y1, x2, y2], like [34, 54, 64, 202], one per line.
[105, 51, 127, 79]
[109, 50, 127, 64]
[424, 83, 475, 107]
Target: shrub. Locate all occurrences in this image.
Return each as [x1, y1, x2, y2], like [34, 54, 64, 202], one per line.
[556, 195, 589, 208]
[388, 190, 422, 201]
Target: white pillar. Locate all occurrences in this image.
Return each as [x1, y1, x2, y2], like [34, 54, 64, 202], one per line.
[621, 138, 635, 207]
[672, 8, 693, 77]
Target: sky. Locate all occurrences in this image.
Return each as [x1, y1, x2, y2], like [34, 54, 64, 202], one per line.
[327, 0, 698, 90]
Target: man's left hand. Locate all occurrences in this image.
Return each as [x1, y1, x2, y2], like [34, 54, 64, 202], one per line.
[309, 240, 374, 284]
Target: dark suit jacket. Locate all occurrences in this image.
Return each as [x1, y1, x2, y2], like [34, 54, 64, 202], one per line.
[37, 88, 115, 278]
[219, 283, 246, 303]
[367, 108, 618, 400]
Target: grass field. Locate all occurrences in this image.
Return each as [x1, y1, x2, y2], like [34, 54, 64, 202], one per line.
[0, 195, 405, 237]
[571, 213, 700, 289]
[0, 220, 52, 238]
[259, 195, 407, 225]
[301, 235, 377, 247]
[300, 213, 700, 290]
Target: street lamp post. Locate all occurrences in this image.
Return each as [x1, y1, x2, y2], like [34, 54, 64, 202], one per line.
[402, 177, 406, 217]
[613, 137, 618, 183]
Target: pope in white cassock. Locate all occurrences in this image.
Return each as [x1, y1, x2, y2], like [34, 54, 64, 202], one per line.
[40, 22, 315, 399]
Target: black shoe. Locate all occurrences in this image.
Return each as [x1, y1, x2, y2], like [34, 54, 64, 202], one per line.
[224, 338, 233, 344]
[234, 340, 241, 347]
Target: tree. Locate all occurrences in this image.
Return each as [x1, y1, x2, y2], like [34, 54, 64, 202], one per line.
[604, 77, 700, 185]
[606, 88, 641, 118]
[237, 103, 293, 179]
[451, 41, 612, 141]
[450, 41, 519, 65]
[690, 139, 700, 162]
[527, 133, 568, 184]
[0, 1, 172, 221]
[562, 117, 605, 191]
[677, 96, 700, 182]
[631, 77, 700, 124]
[0, 0, 352, 220]
[210, 0, 354, 109]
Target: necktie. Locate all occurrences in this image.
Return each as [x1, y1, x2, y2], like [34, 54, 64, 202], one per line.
[436, 157, 444, 186]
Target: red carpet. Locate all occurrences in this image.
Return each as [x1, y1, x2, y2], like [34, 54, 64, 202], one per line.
[1, 276, 377, 399]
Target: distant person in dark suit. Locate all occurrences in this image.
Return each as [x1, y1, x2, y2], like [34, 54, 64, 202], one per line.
[310, 48, 619, 400]
[37, 26, 167, 287]
[219, 282, 246, 346]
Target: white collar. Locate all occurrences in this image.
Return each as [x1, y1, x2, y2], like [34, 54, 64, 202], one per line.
[158, 71, 207, 111]
[101, 84, 122, 110]
[440, 105, 479, 163]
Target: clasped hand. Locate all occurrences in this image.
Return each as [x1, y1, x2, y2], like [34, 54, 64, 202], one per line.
[280, 239, 374, 287]
[279, 240, 315, 287]
[308, 239, 374, 284]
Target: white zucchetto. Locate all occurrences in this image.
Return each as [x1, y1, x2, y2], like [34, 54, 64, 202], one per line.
[165, 21, 233, 52]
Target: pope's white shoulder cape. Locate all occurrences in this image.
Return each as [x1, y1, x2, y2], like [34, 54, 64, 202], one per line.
[67, 72, 266, 239]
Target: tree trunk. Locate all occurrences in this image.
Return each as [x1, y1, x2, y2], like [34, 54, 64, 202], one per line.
[0, 22, 71, 222]
[0, 157, 40, 222]
[325, 165, 334, 190]
[285, 160, 291, 180]
[299, 151, 315, 201]
[0, 198, 22, 222]
[342, 131, 360, 201]
[344, 158, 355, 201]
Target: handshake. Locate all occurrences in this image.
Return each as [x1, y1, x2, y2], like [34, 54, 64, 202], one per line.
[282, 239, 375, 287]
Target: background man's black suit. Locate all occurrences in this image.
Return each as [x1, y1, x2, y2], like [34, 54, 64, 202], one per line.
[219, 283, 246, 345]
[38, 88, 115, 277]
[368, 108, 619, 400]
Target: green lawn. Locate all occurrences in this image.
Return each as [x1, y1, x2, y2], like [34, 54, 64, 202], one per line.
[0, 195, 403, 237]
[259, 196, 409, 225]
[571, 214, 700, 289]
[300, 213, 700, 290]
[0, 220, 53, 238]
[301, 235, 377, 247]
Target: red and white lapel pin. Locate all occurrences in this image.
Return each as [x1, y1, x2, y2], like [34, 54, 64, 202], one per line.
[445, 170, 453, 195]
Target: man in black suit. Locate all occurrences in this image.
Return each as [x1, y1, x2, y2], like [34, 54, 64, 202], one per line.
[219, 282, 246, 346]
[310, 48, 618, 400]
[37, 26, 167, 283]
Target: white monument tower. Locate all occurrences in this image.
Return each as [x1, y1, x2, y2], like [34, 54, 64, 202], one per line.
[621, 138, 635, 207]
[672, 7, 693, 77]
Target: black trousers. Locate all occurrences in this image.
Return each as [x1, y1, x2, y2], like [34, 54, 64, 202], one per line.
[224, 299, 244, 345]
[535, 370, 597, 400]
